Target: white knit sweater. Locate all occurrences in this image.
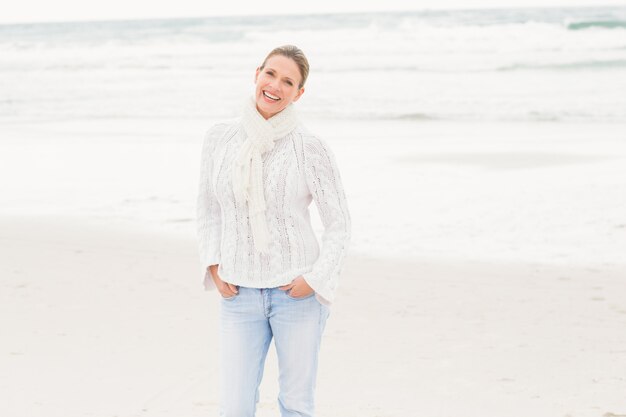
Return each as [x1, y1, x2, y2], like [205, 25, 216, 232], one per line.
[196, 120, 351, 306]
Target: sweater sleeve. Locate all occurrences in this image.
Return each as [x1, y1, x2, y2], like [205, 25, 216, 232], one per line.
[301, 135, 352, 305]
[196, 123, 228, 291]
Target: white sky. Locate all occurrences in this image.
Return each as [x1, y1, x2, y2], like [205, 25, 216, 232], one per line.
[1, 0, 624, 25]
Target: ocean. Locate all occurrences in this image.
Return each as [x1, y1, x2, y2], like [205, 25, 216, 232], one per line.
[1, 7, 626, 266]
[1, 6, 625, 125]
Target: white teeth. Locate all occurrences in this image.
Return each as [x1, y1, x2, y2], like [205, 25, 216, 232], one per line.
[263, 91, 280, 101]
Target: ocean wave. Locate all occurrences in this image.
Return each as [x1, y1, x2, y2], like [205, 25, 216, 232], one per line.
[497, 59, 626, 71]
[301, 110, 439, 122]
[315, 59, 626, 74]
[394, 112, 437, 121]
[567, 20, 626, 30]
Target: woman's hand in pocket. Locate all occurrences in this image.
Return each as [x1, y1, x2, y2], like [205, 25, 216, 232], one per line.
[279, 275, 314, 298]
[209, 264, 239, 298]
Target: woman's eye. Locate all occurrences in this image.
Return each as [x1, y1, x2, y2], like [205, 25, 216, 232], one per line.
[286, 81, 293, 86]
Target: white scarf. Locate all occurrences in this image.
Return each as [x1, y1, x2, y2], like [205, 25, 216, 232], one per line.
[232, 95, 299, 254]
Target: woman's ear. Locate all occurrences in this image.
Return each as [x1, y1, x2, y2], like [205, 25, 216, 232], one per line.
[293, 87, 305, 102]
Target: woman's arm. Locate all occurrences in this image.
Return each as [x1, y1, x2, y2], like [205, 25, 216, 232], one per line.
[300, 135, 352, 304]
[196, 123, 228, 291]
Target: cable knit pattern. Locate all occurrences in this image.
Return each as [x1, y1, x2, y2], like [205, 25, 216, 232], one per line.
[196, 120, 351, 306]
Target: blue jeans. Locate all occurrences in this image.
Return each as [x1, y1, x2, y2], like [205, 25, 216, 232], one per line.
[219, 286, 331, 417]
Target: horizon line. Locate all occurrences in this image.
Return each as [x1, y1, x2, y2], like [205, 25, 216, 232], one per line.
[0, 3, 622, 27]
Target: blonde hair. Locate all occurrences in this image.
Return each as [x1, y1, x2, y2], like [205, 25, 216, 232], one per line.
[260, 45, 310, 90]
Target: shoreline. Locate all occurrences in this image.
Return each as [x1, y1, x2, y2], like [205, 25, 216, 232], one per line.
[2, 119, 626, 266]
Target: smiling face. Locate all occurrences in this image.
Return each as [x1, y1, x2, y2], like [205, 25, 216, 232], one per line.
[254, 54, 305, 119]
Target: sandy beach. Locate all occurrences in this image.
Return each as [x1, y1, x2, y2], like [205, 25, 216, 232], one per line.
[2, 118, 626, 416]
[1, 212, 625, 417]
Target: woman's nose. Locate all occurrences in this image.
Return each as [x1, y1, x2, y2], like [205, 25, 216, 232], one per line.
[268, 80, 280, 92]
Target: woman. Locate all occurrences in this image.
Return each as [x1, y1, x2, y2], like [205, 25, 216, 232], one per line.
[196, 45, 351, 417]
